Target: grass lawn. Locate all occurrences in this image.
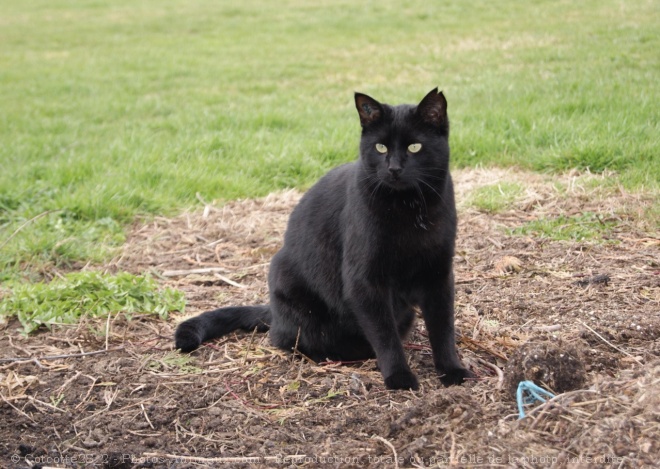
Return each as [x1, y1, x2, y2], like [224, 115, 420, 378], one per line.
[0, 0, 658, 281]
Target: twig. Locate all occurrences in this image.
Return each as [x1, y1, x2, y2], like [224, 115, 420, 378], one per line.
[486, 236, 504, 249]
[527, 389, 599, 417]
[103, 388, 120, 410]
[0, 210, 61, 251]
[75, 399, 145, 426]
[475, 357, 504, 390]
[141, 403, 155, 430]
[105, 313, 112, 351]
[318, 359, 369, 366]
[458, 335, 509, 361]
[74, 375, 98, 410]
[127, 430, 162, 437]
[535, 324, 562, 332]
[0, 392, 36, 423]
[525, 389, 599, 430]
[242, 327, 259, 366]
[372, 435, 399, 469]
[292, 327, 302, 363]
[224, 380, 279, 412]
[214, 272, 247, 289]
[142, 453, 307, 464]
[56, 371, 81, 395]
[0, 346, 125, 363]
[27, 395, 67, 413]
[161, 267, 228, 276]
[287, 331, 315, 365]
[162, 267, 246, 288]
[578, 320, 643, 365]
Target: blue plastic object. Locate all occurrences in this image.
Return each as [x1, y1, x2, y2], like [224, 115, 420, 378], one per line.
[517, 380, 556, 419]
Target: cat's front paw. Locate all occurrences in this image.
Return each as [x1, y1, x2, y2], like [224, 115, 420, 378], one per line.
[439, 367, 475, 386]
[384, 370, 419, 391]
[174, 320, 203, 353]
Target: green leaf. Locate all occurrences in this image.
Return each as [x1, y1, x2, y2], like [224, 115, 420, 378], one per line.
[0, 271, 185, 334]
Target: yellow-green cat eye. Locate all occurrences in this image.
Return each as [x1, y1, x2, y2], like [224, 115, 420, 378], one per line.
[375, 143, 388, 154]
[408, 143, 422, 153]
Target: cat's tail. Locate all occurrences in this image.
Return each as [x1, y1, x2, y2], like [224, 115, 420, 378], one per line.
[174, 305, 271, 353]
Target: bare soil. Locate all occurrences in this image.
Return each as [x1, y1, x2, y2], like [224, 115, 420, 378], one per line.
[1, 169, 659, 468]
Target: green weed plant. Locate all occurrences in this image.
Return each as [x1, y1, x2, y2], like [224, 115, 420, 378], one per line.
[0, 271, 185, 334]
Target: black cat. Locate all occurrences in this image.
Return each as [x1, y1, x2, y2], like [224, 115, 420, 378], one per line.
[175, 89, 474, 390]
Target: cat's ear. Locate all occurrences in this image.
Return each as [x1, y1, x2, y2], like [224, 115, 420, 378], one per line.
[416, 88, 448, 127]
[355, 93, 384, 127]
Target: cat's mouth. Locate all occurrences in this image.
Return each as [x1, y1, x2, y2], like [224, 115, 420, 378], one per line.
[382, 175, 413, 191]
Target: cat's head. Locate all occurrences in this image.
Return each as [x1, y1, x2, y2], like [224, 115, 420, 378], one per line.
[354, 88, 450, 192]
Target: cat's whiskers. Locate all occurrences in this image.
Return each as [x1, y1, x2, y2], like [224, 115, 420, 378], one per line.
[357, 173, 375, 183]
[358, 171, 384, 207]
[368, 179, 383, 206]
[416, 178, 446, 204]
[411, 182, 433, 230]
[422, 166, 449, 172]
[413, 181, 429, 218]
[421, 174, 448, 182]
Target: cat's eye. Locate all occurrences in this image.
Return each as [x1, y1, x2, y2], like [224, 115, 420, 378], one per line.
[375, 143, 388, 154]
[408, 143, 422, 153]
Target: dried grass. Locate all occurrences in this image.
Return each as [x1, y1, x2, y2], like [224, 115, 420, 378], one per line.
[1, 169, 658, 467]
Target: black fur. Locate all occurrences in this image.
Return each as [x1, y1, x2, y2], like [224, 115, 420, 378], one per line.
[175, 89, 474, 390]
[174, 306, 270, 353]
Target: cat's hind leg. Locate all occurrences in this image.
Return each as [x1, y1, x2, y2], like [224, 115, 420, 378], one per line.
[268, 274, 376, 362]
[268, 288, 339, 362]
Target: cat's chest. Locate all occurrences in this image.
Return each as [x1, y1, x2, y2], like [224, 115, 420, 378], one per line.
[342, 190, 454, 276]
[366, 222, 450, 276]
[384, 198, 431, 231]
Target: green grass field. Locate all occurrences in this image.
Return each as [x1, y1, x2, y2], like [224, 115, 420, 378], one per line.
[1, 0, 658, 281]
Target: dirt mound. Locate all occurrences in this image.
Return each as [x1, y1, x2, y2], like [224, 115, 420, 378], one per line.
[1, 169, 658, 468]
[503, 340, 588, 396]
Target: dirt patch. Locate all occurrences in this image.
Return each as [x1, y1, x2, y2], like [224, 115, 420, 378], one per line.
[1, 169, 658, 468]
[503, 340, 587, 396]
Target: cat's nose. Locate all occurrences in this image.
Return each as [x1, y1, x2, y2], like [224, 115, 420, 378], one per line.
[388, 166, 402, 178]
